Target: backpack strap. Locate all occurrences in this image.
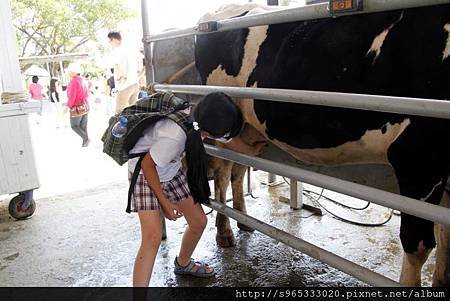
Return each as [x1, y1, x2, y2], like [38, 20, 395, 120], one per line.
[125, 101, 192, 213]
[166, 110, 193, 133]
[127, 152, 146, 213]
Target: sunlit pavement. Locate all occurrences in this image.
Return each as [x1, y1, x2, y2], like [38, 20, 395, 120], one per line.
[0, 100, 435, 287]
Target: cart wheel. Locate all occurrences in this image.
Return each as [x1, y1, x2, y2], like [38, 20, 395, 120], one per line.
[8, 194, 36, 220]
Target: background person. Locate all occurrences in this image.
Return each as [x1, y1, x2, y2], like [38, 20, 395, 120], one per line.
[107, 31, 143, 113]
[28, 75, 47, 115]
[64, 63, 90, 147]
[106, 68, 116, 96]
[49, 77, 61, 103]
[49, 77, 63, 128]
[105, 68, 116, 115]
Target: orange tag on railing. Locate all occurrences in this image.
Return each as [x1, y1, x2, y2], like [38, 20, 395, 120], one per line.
[329, 0, 363, 13]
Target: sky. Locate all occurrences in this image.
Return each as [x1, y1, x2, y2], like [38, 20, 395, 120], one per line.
[97, 0, 306, 68]
[117, 0, 305, 47]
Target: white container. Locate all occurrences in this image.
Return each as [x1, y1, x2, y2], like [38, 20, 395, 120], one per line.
[0, 102, 40, 196]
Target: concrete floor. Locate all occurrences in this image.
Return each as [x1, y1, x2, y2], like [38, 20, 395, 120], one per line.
[0, 101, 436, 287]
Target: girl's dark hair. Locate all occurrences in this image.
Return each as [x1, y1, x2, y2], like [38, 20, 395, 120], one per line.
[193, 92, 243, 138]
[184, 92, 243, 204]
[32, 76, 39, 83]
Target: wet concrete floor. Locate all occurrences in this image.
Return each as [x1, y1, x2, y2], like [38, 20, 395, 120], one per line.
[0, 176, 436, 287]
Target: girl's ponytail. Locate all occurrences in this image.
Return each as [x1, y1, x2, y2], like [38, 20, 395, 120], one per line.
[185, 128, 210, 204]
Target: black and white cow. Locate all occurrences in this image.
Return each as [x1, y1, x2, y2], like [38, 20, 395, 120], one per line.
[194, 3, 450, 286]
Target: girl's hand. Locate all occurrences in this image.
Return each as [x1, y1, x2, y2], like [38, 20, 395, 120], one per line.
[160, 201, 183, 221]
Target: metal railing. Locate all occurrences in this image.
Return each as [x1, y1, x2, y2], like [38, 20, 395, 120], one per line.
[143, 0, 450, 43]
[205, 145, 450, 227]
[153, 83, 450, 119]
[206, 199, 400, 287]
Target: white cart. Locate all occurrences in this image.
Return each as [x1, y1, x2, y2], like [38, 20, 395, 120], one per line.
[0, 102, 40, 219]
[0, 1, 41, 219]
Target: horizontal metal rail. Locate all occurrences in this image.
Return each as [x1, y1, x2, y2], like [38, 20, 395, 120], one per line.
[206, 199, 399, 287]
[205, 145, 450, 227]
[154, 84, 450, 119]
[144, 0, 450, 43]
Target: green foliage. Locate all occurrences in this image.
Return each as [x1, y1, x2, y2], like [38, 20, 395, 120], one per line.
[12, 0, 135, 56]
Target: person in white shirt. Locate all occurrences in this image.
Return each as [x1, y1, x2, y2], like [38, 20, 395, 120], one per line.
[107, 31, 143, 113]
[130, 92, 266, 287]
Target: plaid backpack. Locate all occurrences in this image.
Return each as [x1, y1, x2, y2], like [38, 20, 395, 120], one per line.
[101, 91, 193, 212]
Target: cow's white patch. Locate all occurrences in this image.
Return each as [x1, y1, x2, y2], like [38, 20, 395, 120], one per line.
[201, 5, 271, 139]
[443, 23, 450, 60]
[263, 119, 410, 166]
[198, 3, 277, 23]
[367, 12, 404, 63]
[202, 4, 272, 89]
[206, 25, 269, 87]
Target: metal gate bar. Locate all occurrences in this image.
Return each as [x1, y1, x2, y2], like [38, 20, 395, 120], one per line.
[153, 84, 450, 119]
[206, 199, 400, 287]
[205, 145, 450, 227]
[144, 0, 450, 43]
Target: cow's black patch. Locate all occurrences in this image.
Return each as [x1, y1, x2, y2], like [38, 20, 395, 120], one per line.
[249, 6, 449, 149]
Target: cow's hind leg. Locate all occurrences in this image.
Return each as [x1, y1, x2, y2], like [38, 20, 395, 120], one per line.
[395, 177, 446, 286]
[231, 163, 254, 232]
[230, 123, 265, 232]
[433, 184, 450, 286]
[212, 158, 235, 247]
[388, 122, 449, 286]
[399, 216, 434, 286]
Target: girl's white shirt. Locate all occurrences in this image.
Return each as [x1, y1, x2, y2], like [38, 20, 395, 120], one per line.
[128, 107, 232, 182]
[128, 114, 187, 182]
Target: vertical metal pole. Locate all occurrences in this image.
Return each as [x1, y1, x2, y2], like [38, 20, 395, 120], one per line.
[289, 179, 302, 209]
[246, 167, 252, 195]
[161, 214, 167, 240]
[46, 62, 51, 78]
[141, 0, 155, 86]
[268, 173, 277, 184]
[142, 0, 165, 238]
[0, 0, 23, 93]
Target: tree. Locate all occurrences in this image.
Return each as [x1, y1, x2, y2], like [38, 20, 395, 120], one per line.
[12, 0, 134, 74]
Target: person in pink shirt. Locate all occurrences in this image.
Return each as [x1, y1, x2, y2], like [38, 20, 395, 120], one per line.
[29, 76, 47, 115]
[28, 76, 45, 100]
[64, 63, 90, 147]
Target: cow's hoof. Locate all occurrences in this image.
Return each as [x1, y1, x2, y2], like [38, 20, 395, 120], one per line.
[216, 233, 236, 247]
[237, 222, 254, 232]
